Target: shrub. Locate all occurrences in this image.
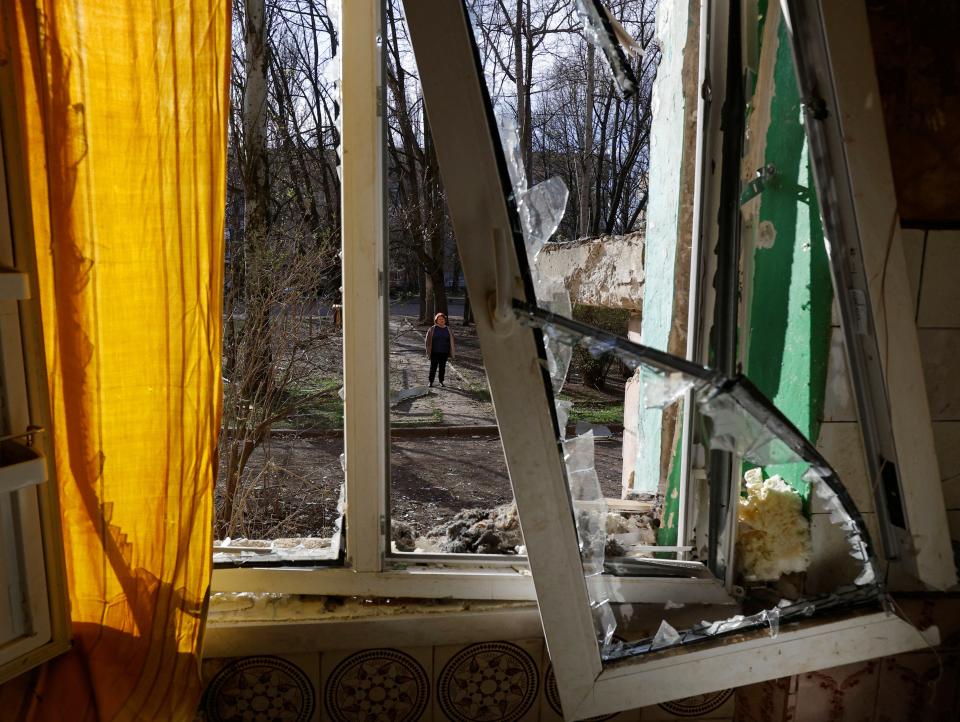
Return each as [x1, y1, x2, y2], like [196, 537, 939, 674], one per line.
[570, 305, 632, 389]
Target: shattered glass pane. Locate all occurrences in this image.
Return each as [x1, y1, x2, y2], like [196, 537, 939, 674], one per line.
[573, 0, 641, 97]
[514, 301, 886, 658]
[563, 431, 617, 646]
[498, 119, 573, 394]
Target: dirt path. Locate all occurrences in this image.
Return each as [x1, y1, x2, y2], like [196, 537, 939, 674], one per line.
[389, 317, 496, 427]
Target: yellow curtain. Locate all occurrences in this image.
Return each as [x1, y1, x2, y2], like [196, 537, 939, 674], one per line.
[0, 0, 228, 719]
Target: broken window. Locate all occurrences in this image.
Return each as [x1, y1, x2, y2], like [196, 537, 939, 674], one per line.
[211, 0, 954, 662]
[383, 0, 661, 559]
[402, 0, 950, 716]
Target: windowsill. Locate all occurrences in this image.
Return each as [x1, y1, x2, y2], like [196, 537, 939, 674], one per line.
[202, 593, 543, 657]
[210, 564, 736, 604]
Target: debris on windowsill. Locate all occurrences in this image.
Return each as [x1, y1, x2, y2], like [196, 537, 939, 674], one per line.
[207, 593, 537, 625]
[391, 520, 418, 552]
[212, 535, 338, 564]
[736, 469, 812, 581]
[605, 511, 658, 558]
[399, 504, 661, 558]
[425, 502, 525, 554]
[650, 619, 681, 650]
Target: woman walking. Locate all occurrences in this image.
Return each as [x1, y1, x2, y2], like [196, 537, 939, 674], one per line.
[425, 312, 456, 387]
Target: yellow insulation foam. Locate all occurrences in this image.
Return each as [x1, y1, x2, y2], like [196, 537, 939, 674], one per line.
[736, 469, 812, 581]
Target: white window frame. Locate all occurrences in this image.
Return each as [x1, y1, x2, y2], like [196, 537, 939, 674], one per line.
[210, 0, 736, 607]
[0, 49, 71, 683]
[399, 0, 946, 718]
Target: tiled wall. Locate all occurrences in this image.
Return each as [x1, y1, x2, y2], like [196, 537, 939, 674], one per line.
[736, 597, 960, 722]
[196, 638, 737, 721]
[815, 229, 960, 590]
[196, 598, 960, 722]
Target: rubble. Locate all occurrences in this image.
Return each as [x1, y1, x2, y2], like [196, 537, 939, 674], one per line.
[427, 503, 525, 554]
[411, 503, 659, 557]
[390, 520, 418, 552]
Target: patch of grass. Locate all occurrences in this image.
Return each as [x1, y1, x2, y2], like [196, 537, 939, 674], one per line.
[465, 383, 492, 403]
[282, 376, 344, 429]
[391, 408, 444, 427]
[566, 400, 624, 425]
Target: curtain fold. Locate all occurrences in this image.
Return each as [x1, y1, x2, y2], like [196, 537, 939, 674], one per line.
[0, 1, 229, 719]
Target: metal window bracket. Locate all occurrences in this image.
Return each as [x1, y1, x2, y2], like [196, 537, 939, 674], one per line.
[739, 163, 777, 205]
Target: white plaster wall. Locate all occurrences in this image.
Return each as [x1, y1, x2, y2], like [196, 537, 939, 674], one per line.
[633, 0, 696, 493]
[536, 233, 644, 311]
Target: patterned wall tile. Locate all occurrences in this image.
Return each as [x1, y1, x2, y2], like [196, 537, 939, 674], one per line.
[433, 639, 542, 722]
[792, 660, 880, 722]
[320, 647, 432, 722]
[200, 654, 321, 722]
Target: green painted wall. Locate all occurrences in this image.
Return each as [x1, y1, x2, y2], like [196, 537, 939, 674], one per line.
[742, 18, 833, 499]
[658, 14, 833, 545]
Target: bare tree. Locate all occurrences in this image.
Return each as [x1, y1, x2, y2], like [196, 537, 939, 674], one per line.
[219, 0, 344, 537]
[385, 0, 450, 323]
[470, 0, 576, 181]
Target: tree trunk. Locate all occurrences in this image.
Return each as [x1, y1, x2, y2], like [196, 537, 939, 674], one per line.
[423, 118, 448, 317]
[418, 265, 428, 323]
[578, 42, 595, 238]
[422, 271, 435, 324]
[462, 289, 474, 325]
[450, 252, 461, 295]
[241, 0, 272, 397]
[521, 0, 535, 177]
[513, 0, 530, 185]
[223, 0, 271, 537]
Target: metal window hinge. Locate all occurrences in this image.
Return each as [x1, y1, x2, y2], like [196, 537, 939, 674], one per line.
[739, 164, 777, 205]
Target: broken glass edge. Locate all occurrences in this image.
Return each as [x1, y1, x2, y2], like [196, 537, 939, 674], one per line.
[515, 298, 879, 573]
[573, 0, 640, 98]
[563, 429, 617, 645]
[782, 0, 908, 562]
[602, 585, 886, 663]
[513, 300, 886, 658]
[497, 118, 573, 394]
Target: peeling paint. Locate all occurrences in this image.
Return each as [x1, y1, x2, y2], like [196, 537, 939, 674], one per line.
[757, 219, 777, 248]
[536, 233, 644, 311]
